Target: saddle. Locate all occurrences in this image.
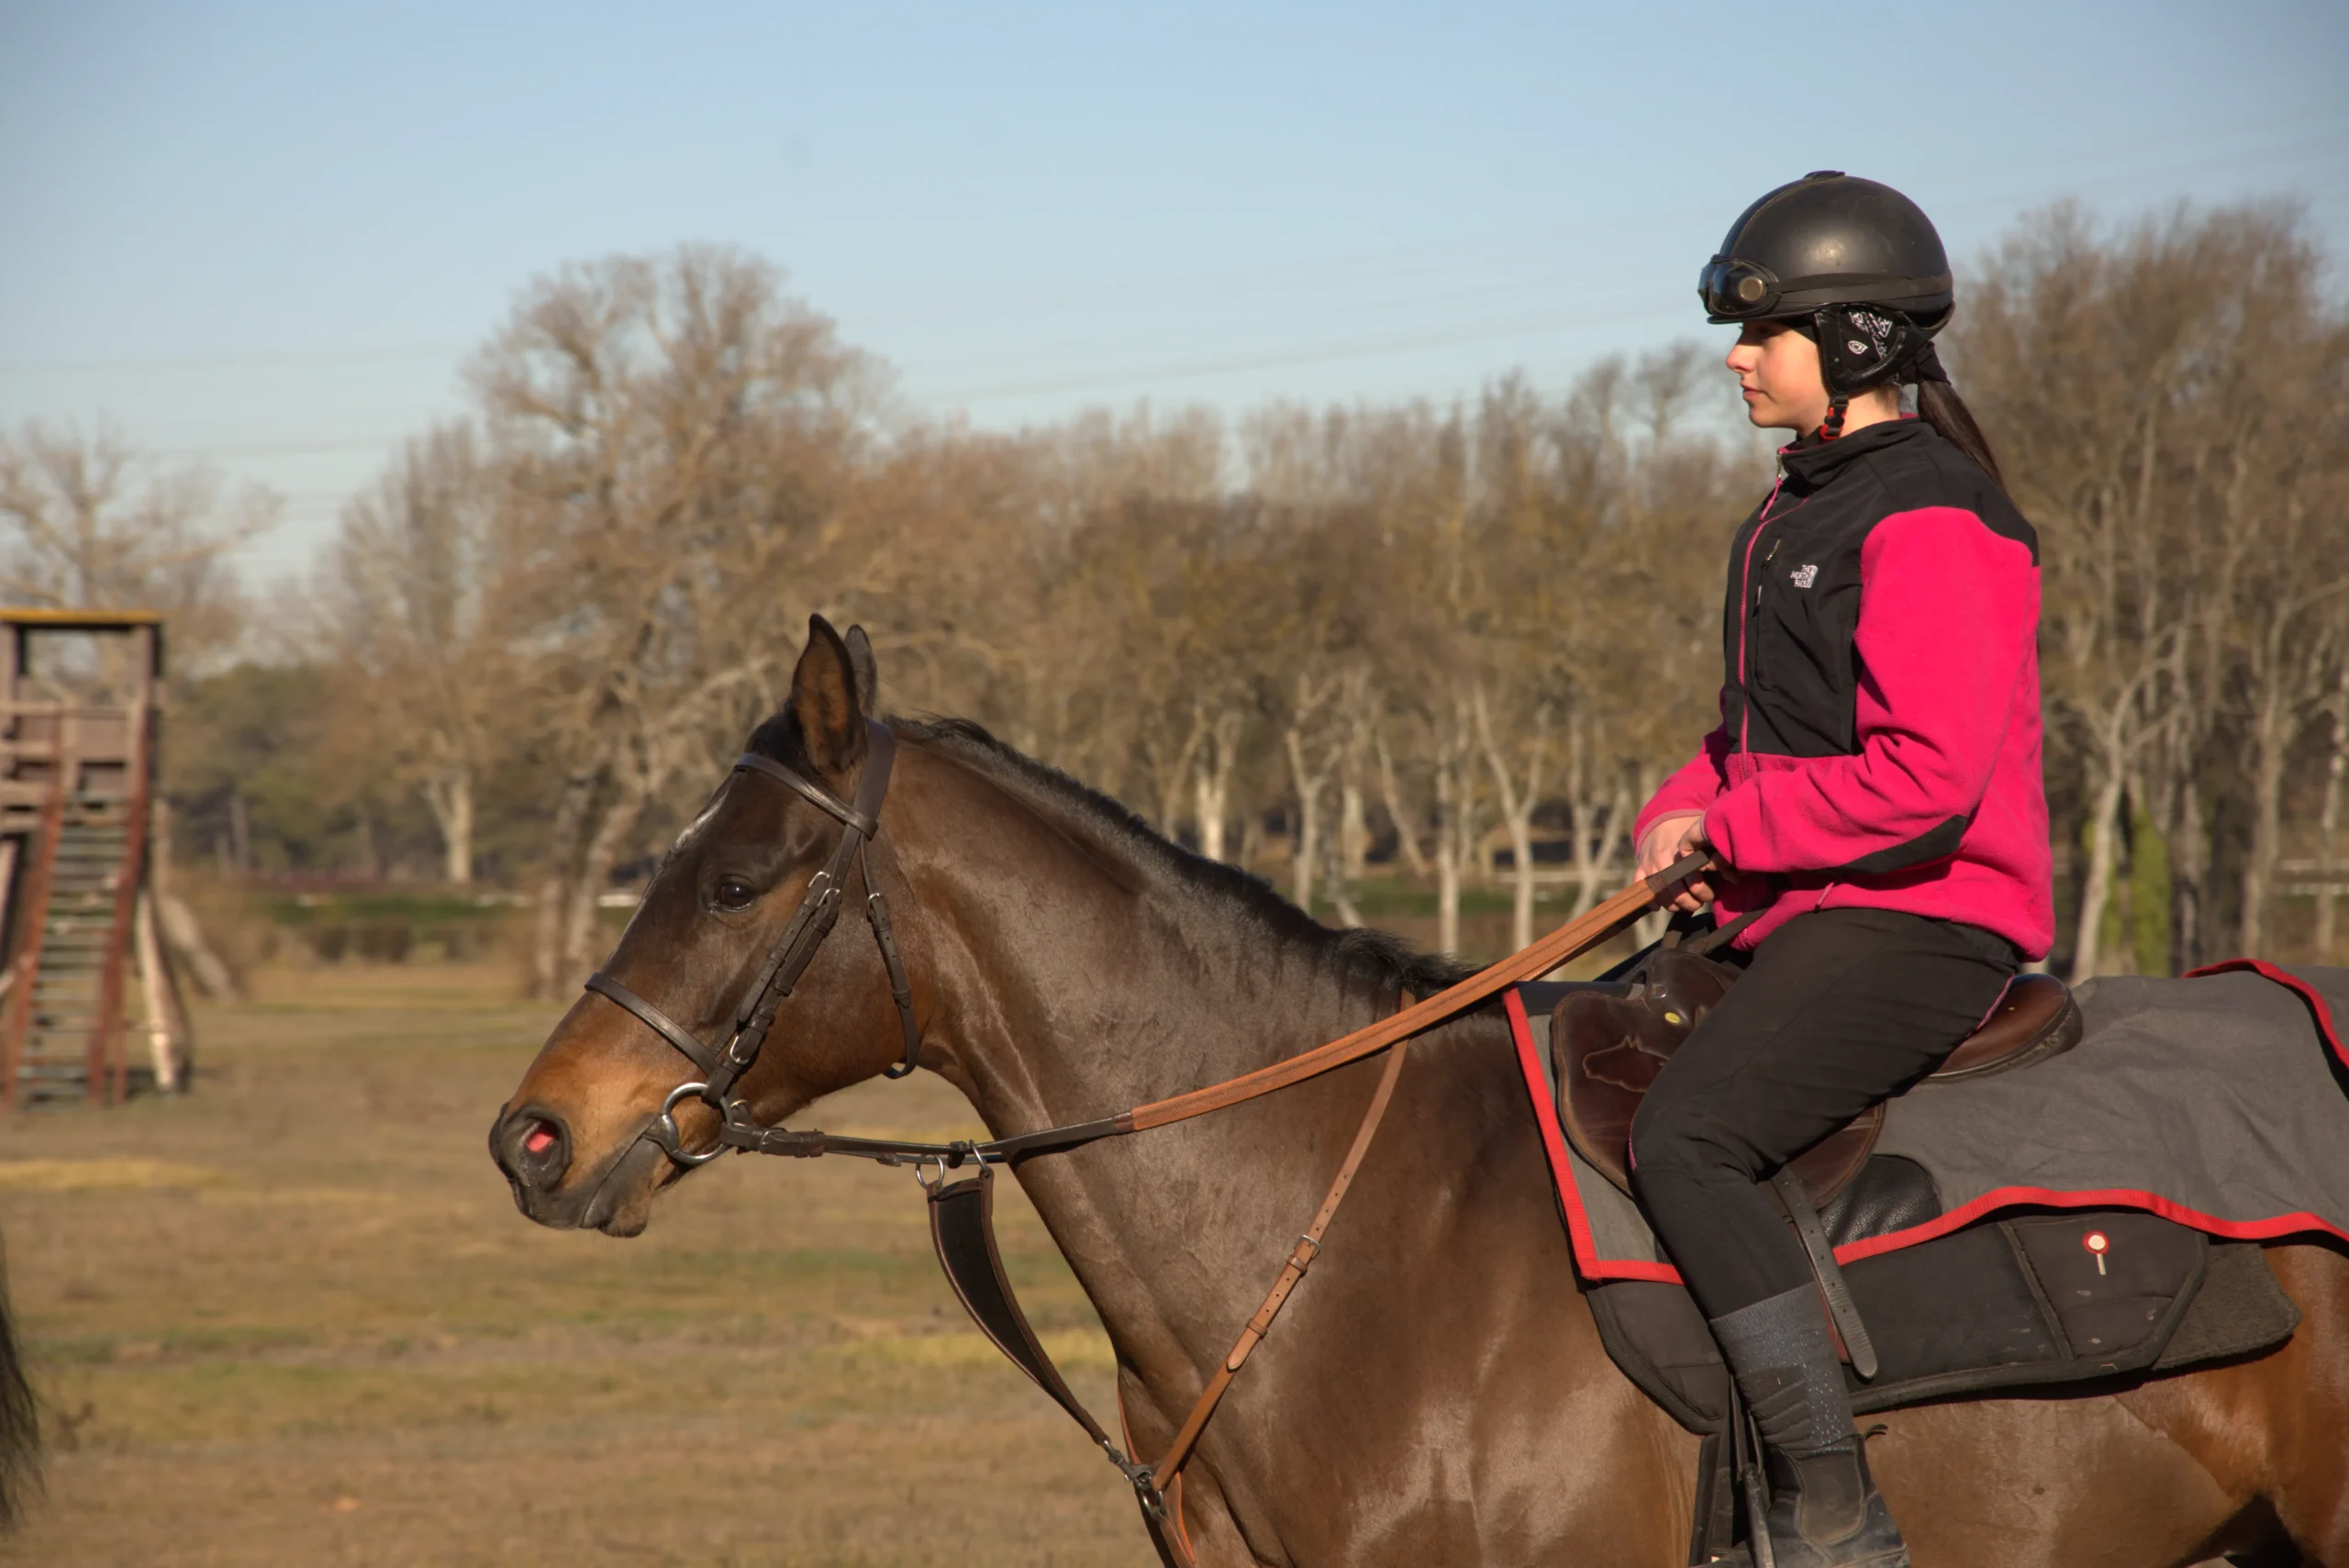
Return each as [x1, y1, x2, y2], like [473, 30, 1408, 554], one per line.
[1553, 946, 2085, 1208]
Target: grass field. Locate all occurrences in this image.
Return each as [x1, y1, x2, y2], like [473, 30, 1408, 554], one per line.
[0, 964, 1153, 1567]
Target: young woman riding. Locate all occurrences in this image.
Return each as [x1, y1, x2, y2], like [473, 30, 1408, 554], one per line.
[1628, 172, 2052, 1568]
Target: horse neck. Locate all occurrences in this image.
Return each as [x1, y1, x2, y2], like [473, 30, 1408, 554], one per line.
[895, 740, 1411, 1130]
[888, 739, 1450, 1377]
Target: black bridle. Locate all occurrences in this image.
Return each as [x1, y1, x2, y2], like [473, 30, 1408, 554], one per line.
[582, 718, 925, 1168]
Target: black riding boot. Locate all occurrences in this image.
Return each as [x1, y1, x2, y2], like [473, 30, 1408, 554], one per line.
[1709, 1285, 1909, 1568]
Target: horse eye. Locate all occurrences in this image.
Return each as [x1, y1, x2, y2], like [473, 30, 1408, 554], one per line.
[713, 876, 759, 913]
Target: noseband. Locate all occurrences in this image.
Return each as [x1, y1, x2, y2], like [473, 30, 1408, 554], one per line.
[582, 718, 922, 1166]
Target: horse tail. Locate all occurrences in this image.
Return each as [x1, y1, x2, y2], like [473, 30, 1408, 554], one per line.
[0, 1233, 40, 1529]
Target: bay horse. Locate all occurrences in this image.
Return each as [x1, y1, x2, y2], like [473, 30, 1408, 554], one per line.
[493, 619, 2349, 1566]
[0, 1230, 39, 1530]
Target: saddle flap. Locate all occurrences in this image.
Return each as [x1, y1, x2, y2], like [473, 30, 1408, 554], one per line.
[1553, 988, 1679, 1194]
[1552, 947, 1880, 1208]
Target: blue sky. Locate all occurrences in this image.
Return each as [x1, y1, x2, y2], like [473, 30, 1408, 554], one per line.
[2, 0, 2344, 580]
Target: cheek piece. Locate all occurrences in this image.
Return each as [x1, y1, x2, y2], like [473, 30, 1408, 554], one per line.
[1800, 305, 1947, 439]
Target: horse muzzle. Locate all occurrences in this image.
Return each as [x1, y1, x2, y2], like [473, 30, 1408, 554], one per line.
[490, 1104, 670, 1235]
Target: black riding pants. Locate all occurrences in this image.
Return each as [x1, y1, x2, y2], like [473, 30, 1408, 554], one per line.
[1627, 906, 2019, 1320]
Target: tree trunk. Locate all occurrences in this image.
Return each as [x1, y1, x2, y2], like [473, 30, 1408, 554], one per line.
[424, 766, 475, 885]
[356, 803, 385, 881]
[1338, 780, 1368, 881]
[1567, 789, 1605, 917]
[1152, 709, 1207, 842]
[1374, 727, 1430, 877]
[2170, 776, 2206, 977]
[2316, 667, 2349, 962]
[2238, 678, 2294, 958]
[2073, 764, 2126, 981]
[1195, 749, 1230, 864]
[1504, 818, 1536, 952]
[562, 772, 651, 986]
[1321, 813, 1364, 929]
[1570, 784, 1634, 917]
[2111, 788, 2138, 976]
[1472, 690, 1548, 954]
[530, 767, 598, 999]
[1285, 726, 1323, 913]
[228, 791, 251, 876]
[156, 890, 239, 1001]
[1434, 754, 1462, 957]
[133, 892, 184, 1092]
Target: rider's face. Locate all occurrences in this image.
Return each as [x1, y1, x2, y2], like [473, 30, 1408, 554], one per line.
[1726, 321, 1829, 434]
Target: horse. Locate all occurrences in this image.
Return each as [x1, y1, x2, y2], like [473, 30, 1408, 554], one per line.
[0, 1232, 40, 1530]
[493, 618, 2349, 1567]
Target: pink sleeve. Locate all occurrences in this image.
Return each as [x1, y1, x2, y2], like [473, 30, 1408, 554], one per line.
[1633, 692, 1731, 842]
[1703, 507, 2038, 876]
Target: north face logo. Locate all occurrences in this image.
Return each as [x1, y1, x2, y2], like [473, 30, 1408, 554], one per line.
[1790, 563, 1820, 588]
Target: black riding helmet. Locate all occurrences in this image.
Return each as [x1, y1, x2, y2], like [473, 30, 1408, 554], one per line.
[1701, 171, 1952, 328]
[1701, 172, 1954, 429]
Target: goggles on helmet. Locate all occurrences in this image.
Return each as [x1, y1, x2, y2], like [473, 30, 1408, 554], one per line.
[1698, 256, 1782, 319]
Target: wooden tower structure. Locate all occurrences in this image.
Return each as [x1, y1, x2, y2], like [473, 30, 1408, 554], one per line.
[0, 609, 183, 1107]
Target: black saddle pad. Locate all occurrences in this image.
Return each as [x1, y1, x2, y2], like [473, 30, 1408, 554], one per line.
[1507, 976, 2313, 1433]
[1585, 1218, 2301, 1435]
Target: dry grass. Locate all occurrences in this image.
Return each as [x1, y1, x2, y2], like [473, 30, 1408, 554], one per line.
[0, 964, 1152, 1567]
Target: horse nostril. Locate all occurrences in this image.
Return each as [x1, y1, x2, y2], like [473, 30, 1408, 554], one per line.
[501, 1110, 571, 1189]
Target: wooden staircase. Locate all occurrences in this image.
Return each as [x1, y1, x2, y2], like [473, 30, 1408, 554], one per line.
[6, 804, 145, 1103]
[0, 611, 173, 1109]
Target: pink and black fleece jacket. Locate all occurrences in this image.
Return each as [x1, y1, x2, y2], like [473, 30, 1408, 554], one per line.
[1634, 417, 2054, 959]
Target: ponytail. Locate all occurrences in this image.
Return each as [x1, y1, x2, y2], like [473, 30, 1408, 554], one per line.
[1915, 374, 2007, 493]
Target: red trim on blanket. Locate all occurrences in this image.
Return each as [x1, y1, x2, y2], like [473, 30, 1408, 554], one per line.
[1507, 986, 1684, 1284]
[1831, 1186, 2349, 1262]
[1508, 973, 2349, 1284]
[2183, 957, 2349, 1073]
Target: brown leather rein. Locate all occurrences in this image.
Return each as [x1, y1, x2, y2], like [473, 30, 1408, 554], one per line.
[580, 720, 1709, 1567]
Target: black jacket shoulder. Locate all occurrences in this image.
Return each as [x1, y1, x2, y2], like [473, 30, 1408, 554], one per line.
[1726, 418, 2040, 762]
[1784, 418, 2036, 564]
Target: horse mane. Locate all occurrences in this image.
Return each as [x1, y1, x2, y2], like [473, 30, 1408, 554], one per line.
[746, 707, 1469, 1001]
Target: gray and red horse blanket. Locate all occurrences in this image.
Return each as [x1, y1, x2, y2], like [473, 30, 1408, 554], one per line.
[1508, 960, 2349, 1282]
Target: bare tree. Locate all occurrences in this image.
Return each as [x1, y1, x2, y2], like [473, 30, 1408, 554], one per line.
[106, 204, 2348, 984]
[319, 423, 506, 884]
[0, 422, 272, 669]
[469, 247, 882, 995]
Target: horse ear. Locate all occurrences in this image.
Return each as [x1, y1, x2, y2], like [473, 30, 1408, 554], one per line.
[790, 615, 866, 776]
[844, 625, 880, 717]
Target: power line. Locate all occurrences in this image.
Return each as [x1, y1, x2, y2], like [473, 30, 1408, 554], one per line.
[0, 342, 468, 380]
[8, 113, 2337, 387]
[153, 437, 409, 460]
[28, 115, 2349, 465]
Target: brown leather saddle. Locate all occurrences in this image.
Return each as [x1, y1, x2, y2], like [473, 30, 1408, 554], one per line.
[1554, 947, 2084, 1207]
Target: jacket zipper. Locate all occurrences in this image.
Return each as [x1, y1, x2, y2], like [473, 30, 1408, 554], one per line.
[1736, 476, 1790, 752]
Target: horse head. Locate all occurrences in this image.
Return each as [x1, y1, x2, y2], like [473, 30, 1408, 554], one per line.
[491, 616, 925, 1235]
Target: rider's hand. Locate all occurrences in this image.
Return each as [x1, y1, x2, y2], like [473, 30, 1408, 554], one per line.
[1635, 812, 1720, 915]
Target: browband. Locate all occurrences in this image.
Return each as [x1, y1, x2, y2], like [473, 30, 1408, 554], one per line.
[732, 732, 890, 837]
